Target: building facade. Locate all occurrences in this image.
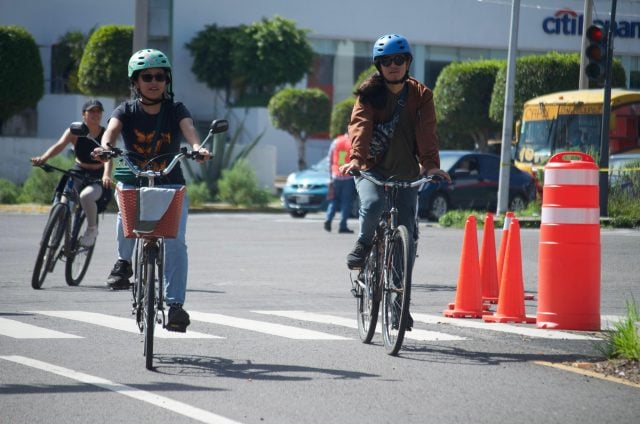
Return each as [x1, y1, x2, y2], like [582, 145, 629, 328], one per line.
[1, 0, 639, 176]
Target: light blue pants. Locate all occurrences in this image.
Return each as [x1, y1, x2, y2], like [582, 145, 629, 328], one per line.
[116, 189, 189, 306]
[355, 171, 419, 256]
[325, 177, 356, 231]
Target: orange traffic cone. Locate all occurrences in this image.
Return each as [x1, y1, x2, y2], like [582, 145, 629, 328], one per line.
[483, 218, 536, 323]
[480, 213, 499, 304]
[496, 212, 514, 288]
[444, 215, 483, 318]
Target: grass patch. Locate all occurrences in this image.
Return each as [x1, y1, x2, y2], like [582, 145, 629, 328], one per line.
[598, 297, 640, 361]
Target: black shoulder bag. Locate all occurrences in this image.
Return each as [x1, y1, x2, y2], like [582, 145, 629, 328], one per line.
[367, 85, 408, 163]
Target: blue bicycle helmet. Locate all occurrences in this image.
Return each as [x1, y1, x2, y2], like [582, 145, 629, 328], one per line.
[372, 34, 412, 61]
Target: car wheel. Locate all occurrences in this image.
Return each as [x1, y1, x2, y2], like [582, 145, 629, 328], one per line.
[289, 210, 308, 218]
[508, 194, 527, 212]
[427, 192, 449, 221]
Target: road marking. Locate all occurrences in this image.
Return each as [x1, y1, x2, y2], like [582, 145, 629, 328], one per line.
[190, 311, 349, 340]
[412, 313, 601, 340]
[0, 355, 243, 424]
[0, 317, 83, 339]
[28, 311, 221, 339]
[252, 310, 467, 341]
[600, 315, 628, 330]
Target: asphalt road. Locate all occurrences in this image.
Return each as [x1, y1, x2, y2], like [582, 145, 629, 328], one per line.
[1, 210, 639, 424]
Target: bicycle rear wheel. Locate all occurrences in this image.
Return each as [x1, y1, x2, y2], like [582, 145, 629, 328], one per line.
[65, 210, 95, 286]
[356, 239, 380, 343]
[143, 245, 157, 370]
[32, 204, 68, 289]
[381, 225, 411, 356]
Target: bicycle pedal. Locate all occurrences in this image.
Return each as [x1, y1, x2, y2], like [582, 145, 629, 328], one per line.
[350, 288, 361, 298]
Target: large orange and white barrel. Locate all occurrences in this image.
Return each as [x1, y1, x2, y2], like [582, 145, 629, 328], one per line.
[536, 152, 600, 330]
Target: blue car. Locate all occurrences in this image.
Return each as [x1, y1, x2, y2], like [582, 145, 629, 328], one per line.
[418, 150, 537, 220]
[281, 158, 359, 218]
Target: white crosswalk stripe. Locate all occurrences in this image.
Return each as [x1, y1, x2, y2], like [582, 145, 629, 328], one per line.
[252, 310, 467, 341]
[190, 311, 349, 340]
[28, 311, 221, 339]
[0, 317, 83, 339]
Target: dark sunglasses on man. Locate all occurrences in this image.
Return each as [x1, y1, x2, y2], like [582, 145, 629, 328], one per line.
[378, 55, 408, 67]
[140, 72, 167, 83]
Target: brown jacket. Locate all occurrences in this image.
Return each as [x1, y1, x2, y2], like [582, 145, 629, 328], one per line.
[348, 76, 440, 172]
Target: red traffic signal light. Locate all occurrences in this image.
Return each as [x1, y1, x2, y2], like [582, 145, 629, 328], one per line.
[585, 24, 607, 81]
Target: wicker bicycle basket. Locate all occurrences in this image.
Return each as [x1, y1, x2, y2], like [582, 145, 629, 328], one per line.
[116, 185, 186, 238]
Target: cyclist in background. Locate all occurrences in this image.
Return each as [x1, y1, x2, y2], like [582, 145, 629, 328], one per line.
[31, 99, 111, 247]
[339, 34, 450, 271]
[93, 49, 209, 332]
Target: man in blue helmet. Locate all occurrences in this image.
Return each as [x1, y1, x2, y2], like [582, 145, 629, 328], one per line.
[340, 34, 450, 272]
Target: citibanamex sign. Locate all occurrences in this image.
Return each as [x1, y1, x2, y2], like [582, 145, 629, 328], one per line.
[542, 8, 640, 38]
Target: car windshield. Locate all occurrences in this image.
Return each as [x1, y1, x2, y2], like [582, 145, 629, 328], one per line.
[310, 157, 329, 172]
[440, 153, 466, 171]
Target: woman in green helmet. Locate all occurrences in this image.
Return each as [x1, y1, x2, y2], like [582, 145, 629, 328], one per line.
[94, 49, 208, 332]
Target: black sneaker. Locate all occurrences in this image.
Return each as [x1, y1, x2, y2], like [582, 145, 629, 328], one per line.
[167, 304, 190, 333]
[106, 259, 132, 290]
[324, 221, 331, 232]
[347, 241, 370, 270]
[338, 227, 354, 234]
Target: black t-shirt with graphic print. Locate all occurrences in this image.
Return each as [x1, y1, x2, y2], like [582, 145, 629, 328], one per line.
[111, 99, 192, 185]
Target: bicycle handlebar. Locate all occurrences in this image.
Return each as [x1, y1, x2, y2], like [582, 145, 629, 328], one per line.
[349, 170, 443, 188]
[35, 163, 101, 185]
[98, 147, 203, 180]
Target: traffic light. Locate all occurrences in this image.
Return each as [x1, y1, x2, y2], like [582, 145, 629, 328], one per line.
[585, 24, 607, 82]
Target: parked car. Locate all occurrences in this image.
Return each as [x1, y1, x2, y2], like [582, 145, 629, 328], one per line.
[418, 150, 537, 220]
[609, 151, 640, 197]
[281, 157, 359, 218]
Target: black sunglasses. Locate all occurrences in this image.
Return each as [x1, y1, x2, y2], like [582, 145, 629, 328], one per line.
[140, 72, 167, 83]
[378, 55, 408, 67]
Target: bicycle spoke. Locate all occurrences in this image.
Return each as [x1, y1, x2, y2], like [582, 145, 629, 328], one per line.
[382, 226, 411, 356]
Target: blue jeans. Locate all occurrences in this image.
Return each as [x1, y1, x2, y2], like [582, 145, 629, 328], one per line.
[325, 177, 356, 230]
[116, 188, 189, 306]
[355, 171, 418, 253]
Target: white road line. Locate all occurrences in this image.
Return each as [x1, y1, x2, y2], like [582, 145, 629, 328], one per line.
[252, 310, 467, 342]
[0, 355, 243, 424]
[0, 317, 83, 339]
[28, 311, 221, 339]
[600, 315, 627, 330]
[190, 311, 350, 340]
[412, 313, 601, 340]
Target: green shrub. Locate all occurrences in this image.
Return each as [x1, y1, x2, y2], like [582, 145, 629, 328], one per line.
[0, 25, 44, 122]
[187, 181, 211, 207]
[77, 24, 133, 98]
[0, 178, 19, 203]
[18, 156, 74, 204]
[217, 160, 270, 207]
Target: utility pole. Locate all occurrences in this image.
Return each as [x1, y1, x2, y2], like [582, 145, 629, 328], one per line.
[598, 0, 617, 217]
[579, 0, 593, 89]
[496, 0, 520, 216]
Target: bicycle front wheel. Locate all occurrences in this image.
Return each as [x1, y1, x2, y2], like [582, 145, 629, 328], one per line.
[357, 239, 380, 343]
[381, 225, 411, 356]
[32, 204, 68, 289]
[65, 210, 95, 286]
[143, 245, 157, 370]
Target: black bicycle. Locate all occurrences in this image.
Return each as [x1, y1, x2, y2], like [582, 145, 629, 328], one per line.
[31, 164, 104, 289]
[351, 171, 438, 355]
[79, 119, 229, 370]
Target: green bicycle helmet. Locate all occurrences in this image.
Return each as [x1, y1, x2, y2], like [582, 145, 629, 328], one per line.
[127, 49, 171, 78]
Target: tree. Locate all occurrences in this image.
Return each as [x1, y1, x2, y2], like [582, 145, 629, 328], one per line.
[433, 60, 502, 151]
[489, 51, 627, 126]
[77, 24, 133, 98]
[51, 30, 90, 93]
[0, 25, 44, 125]
[268, 87, 330, 170]
[185, 24, 243, 104]
[330, 97, 355, 138]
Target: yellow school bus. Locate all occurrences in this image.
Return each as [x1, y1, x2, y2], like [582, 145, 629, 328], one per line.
[515, 89, 640, 173]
